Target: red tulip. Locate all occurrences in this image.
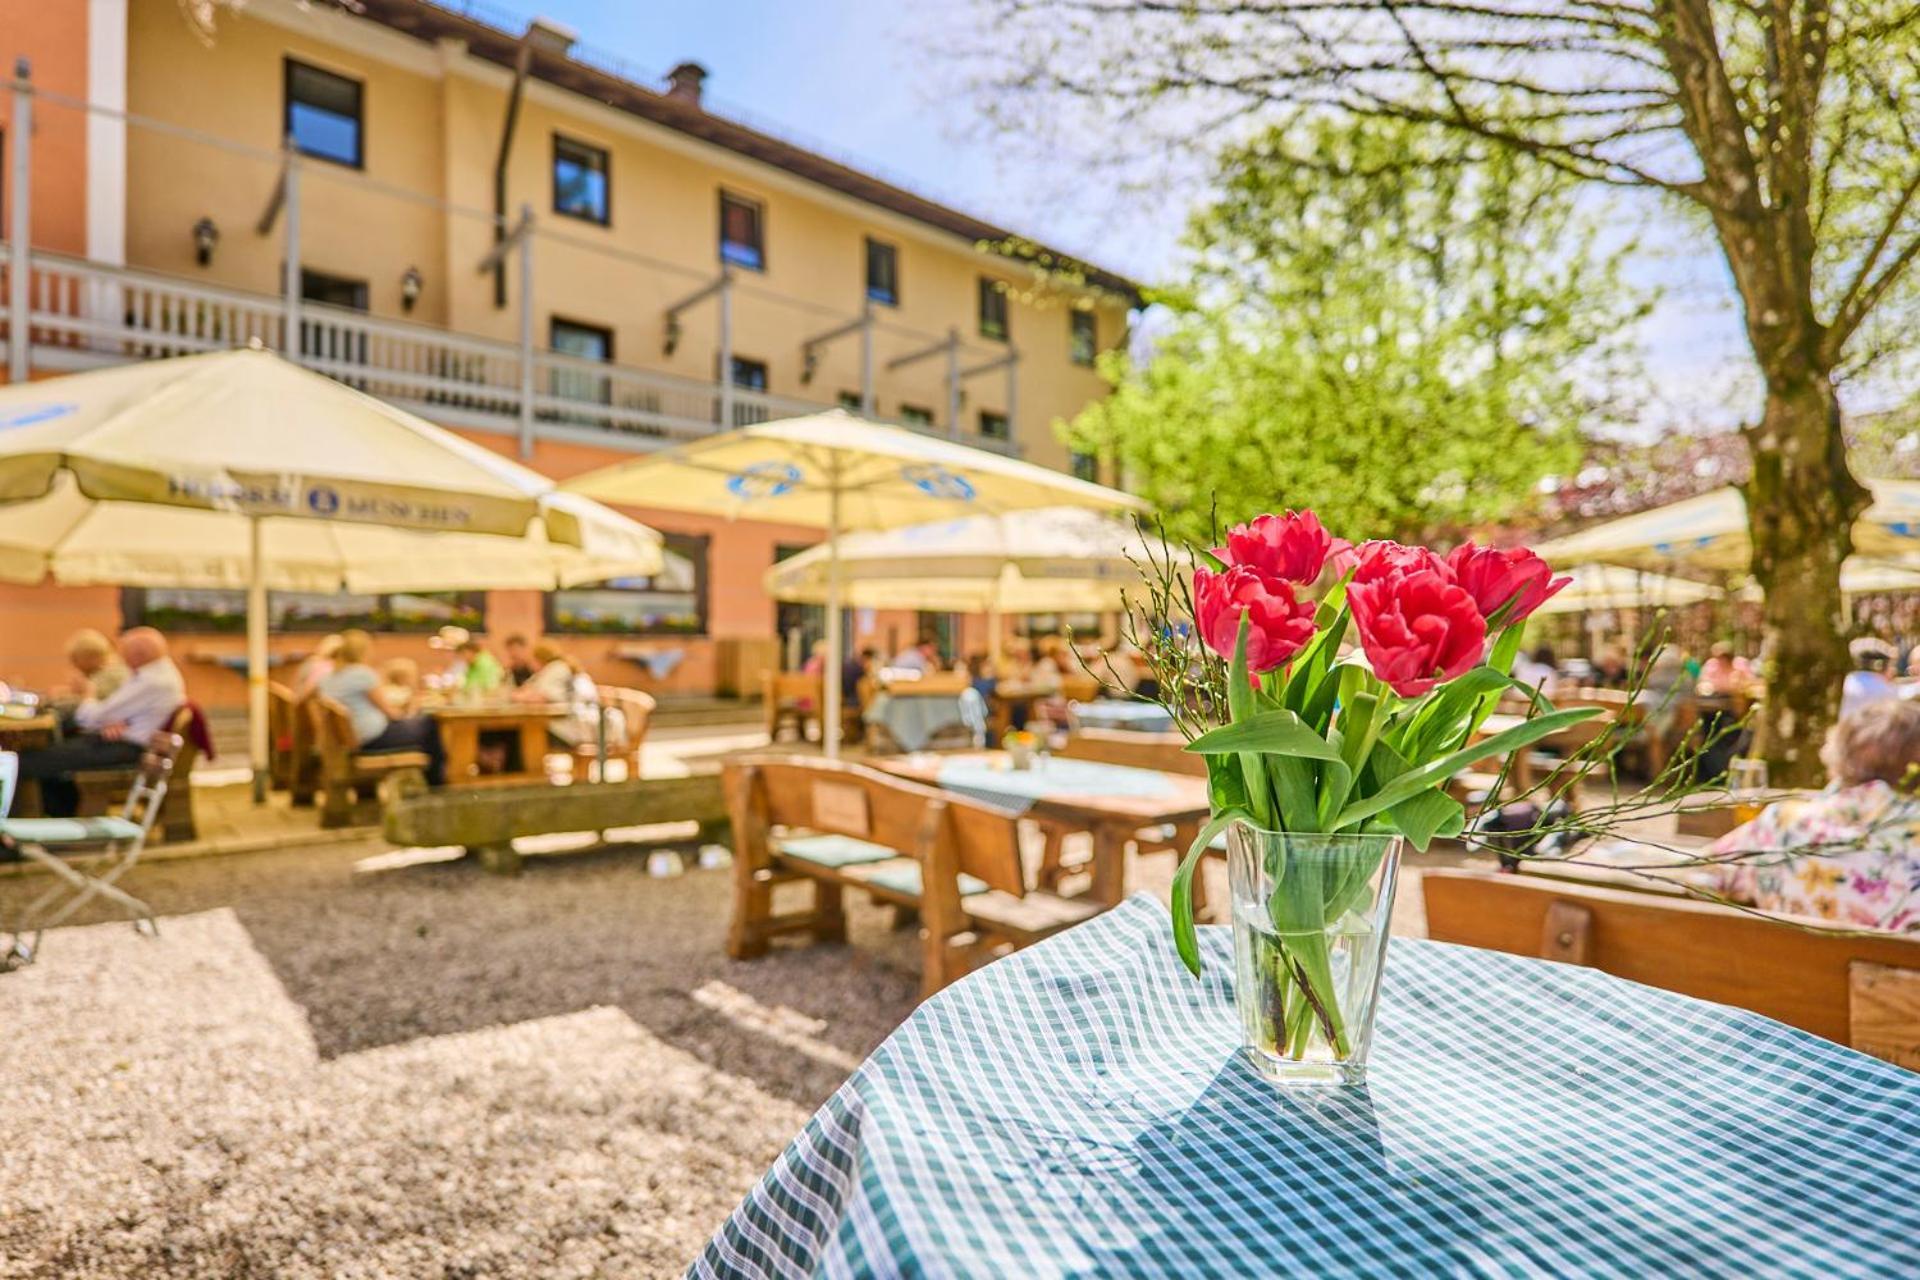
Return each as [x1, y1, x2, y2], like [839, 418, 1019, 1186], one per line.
[1215, 510, 1335, 583]
[1348, 569, 1488, 697]
[1446, 542, 1570, 624]
[1350, 540, 1448, 586]
[1193, 565, 1319, 674]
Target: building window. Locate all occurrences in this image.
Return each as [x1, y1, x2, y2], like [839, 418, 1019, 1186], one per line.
[552, 134, 610, 225]
[547, 534, 709, 636]
[285, 59, 364, 168]
[729, 357, 770, 427]
[1070, 310, 1097, 367]
[1071, 450, 1099, 483]
[123, 587, 483, 634]
[300, 269, 369, 312]
[837, 390, 863, 412]
[978, 277, 1009, 342]
[978, 410, 1009, 441]
[865, 237, 898, 306]
[719, 191, 765, 270]
[899, 405, 934, 427]
[550, 318, 613, 413]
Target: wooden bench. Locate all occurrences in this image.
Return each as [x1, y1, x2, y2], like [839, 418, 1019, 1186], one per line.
[723, 755, 1106, 999]
[308, 696, 431, 829]
[1422, 868, 1920, 1069]
[73, 703, 202, 843]
[384, 770, 726, 874]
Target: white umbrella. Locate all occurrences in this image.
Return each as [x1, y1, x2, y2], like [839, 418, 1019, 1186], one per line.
[564, 412, 1144, 756]
[0, 348, 663, 797]
[1536, 480, 1920, 572]
[763, 507, 1145, 637]
[1530, 564, 1719, 616]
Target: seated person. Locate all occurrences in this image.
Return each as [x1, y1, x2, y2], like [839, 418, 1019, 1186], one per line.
[456, 638, 504, 694]
[19, 627, 184, 816]
[513, 641, 617, 749]
[1841, 639, 1897, 718]
[318, 630, 445, 786]
[889, 637, 940, 674]
[1512, 645, 1559, 696]
[965, 652, 997, 704]
[55, 629, 131, 707]
[380, 657, 421, 717]
[293, 633, 343, 699]
[841, 646, 878, 712]
[502, 632, 535, 688]
[1708, 699, 1920, 932]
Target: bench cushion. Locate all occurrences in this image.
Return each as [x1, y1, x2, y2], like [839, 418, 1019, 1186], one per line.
[855, 860, 989, 900]
[778, 833, 902, 868]
[967, 889, 1105, 940]
[0, 815, 143, 845]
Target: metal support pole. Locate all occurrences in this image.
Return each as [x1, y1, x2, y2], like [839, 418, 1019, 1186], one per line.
[945, 328, 961, 438]
[718, 270, 734, 428]
[822, 468, 845, 759]
[8, 60, 33, 384]
[247, 516, 270, 805]
[859, 299, 875, 416]
[1006, 353, 1019, 441]
[281, 139, 301, 357]
[516, 203, 535, 458]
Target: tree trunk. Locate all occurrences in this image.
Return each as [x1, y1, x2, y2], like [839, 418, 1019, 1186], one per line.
[1743, 373, 1868, 787]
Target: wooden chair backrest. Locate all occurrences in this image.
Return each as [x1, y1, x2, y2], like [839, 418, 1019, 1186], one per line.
[269, 681, 295, 735]
[307, 695, 359, 772]
[592, 685, 657, 746]
[1422, 868, 1920, 1061]
[765, 671, 823, 705]
[723, 755, 1024, 898]
[1060, 728, 1205, 777]
[1059, 673, 1101, 704]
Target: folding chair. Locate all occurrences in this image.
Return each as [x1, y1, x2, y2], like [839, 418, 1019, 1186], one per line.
[0, 732, 181, 971]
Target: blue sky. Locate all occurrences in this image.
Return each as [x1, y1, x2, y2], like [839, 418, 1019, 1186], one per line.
[512, 0, 1755, 433]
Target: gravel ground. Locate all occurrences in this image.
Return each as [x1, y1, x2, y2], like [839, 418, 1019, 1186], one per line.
[0, 830, 1473, 1278]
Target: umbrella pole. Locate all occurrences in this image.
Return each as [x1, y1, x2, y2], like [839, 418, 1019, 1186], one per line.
[248, 516, 270, 804]
[823, 475, 844, 760]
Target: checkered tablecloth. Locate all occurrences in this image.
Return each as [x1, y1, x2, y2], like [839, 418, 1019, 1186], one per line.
[1069, 699, 1178, 734]
[689, 895, 1920, 1279]
[931, 756, 1177, 815]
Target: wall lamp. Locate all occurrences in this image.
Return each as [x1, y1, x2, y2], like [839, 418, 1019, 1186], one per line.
[664, 315, 683, 356]
[192, 216, 219, 267]
[400, 265, 424, 312]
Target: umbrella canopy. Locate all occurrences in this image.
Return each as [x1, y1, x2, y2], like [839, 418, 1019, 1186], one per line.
[565, 411, 1146, 755]
[1530, 564, 1720, 616]
[764, 507, 1144, 613]
[0, 349, 663, 795]
[1535, 480, 1920, 572]
[1732, 559, 1920, 602]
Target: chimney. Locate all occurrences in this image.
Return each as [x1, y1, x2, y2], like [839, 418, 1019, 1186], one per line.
[523, 17, 577, 58]
[666, 62, 708, 108]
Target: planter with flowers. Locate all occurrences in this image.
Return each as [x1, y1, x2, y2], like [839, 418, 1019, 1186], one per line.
[1149, 511, 1596, 1086]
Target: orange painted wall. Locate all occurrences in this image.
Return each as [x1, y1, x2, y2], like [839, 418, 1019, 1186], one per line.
[0, 0, 89, 262]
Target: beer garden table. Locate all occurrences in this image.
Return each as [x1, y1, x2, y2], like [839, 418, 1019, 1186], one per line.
[872, 751, 1211, 905]
[426, 702, 566, 788]
[691, 896, 1920, 1279]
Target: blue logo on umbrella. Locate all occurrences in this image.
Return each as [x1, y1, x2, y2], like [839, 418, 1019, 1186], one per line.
[903, 464, 975, 501]
[727, 461, 803, 501]
[306, 485, 341, 516]
[0, 403, 77, 430]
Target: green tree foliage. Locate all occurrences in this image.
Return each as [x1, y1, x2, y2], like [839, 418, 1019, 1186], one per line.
[1062, 119, 1646, 546]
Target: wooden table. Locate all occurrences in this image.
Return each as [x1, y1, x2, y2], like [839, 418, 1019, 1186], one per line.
[0, 712, 58, 748]
[873, 750, 1212, 905]
[427, 703, 565, 788]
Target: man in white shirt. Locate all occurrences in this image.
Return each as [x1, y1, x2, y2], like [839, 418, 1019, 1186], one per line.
[21, 627, 185, 816]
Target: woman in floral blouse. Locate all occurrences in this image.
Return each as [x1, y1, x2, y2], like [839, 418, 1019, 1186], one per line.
[1709, 698, 1920, 932]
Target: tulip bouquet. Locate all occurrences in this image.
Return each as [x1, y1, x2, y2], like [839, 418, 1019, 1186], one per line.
[1150, 511, 1598, 1081]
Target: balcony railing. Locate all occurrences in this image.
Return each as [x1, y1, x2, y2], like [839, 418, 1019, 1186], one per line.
[0, 245, 1020, 456]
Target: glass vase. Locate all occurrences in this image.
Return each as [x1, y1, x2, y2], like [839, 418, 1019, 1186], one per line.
[1225, 824, 1403, 1087]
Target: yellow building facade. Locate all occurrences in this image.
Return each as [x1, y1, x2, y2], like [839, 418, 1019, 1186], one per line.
[1, 0, 1138, 707]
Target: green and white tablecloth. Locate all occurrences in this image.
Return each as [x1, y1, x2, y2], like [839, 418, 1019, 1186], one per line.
[1068, 699, 1177, 734]
[930, 756, 1177, 815]
[690, 896, 1920, 1278]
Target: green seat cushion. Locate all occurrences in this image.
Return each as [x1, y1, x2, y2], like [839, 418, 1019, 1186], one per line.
[777, 833, 902, 868]
[862, 862, 989, 900]
[0, 815, 143, 845]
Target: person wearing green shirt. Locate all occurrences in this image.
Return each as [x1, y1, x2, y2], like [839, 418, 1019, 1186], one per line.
[457, 639, 504, 693]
